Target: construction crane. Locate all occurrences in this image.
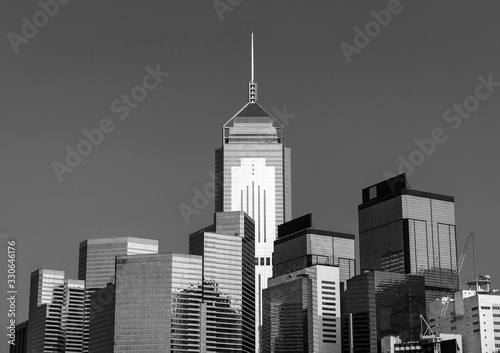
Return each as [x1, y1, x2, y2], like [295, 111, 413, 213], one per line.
[439, 232, 475, 318]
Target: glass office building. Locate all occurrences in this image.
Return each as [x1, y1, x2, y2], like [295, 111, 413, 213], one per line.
[9, 321, 28, 353]
[263, 265, 341, 353]
[113, 253, 203, 352]
[78, 237, 158, 351]
[88, 284, 115, 353]
[189, 211, 255, 353]
[273, 214, 355, 290]
[341, 270, 426, 353]
[214, 38, 292, 351]
[358, 174, 457, 311]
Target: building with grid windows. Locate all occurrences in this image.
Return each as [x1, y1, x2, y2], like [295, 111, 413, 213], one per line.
[9, 321, 28, 353]
[78, 237, 158, 351]
[189, 211, 255, 352]
[273, 214, 355, 290]
[262, 265, 341, 353]
[214, 34, 291, 350]
[26, 269, 86, 353]
[429, 275, 500, 353]
[358, 173, 457, 312]
[341, 270, 426, 353]
[113, 253, 204, 352]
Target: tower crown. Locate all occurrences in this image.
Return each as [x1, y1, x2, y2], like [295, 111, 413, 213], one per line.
[249, 32, 257, 103]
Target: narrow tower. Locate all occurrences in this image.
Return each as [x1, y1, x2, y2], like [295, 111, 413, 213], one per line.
[215, 34, 292, 351]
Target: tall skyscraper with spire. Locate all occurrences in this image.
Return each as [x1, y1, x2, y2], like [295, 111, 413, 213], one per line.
[215, 33, 292, 351]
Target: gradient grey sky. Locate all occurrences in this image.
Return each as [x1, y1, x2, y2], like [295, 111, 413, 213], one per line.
[1, 1, 500, 331]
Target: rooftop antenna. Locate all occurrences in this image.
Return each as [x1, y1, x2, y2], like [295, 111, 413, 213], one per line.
[249, 32, 257, 103]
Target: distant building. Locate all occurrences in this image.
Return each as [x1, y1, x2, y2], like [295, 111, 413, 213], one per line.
[429, 275, 500, 353]
[262, 214, 346, 352]
[113, 253, 204, 352]
[88, 283, 115, 353]
[273, 213, 355, 290]
[9, 321, 28, 353]
[189, 211, 256, 353]
[78, 237, 158, 352]
[381, 334, 462, 353]
[341, 270, 426, 353]
[262, 265, 341, 353]
[358, 173, 458, 312]
[26, 269, 85, 353]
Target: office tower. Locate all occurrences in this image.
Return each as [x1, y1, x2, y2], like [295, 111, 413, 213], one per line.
[78, 237, 159, 290]
[113, 253, 204, 352]
[215, 33, 292, 350]
[88, 283, 115, 353]
[262, 264, 341, 353]
[273, 214, 355, 290]
[358, 173, 457, 310]
[9, 321, 28, 353]
[26, 269, 85, 353]
[429, 275, 500, 353]
[341, 270, 426, 353]
[78, 237, 158, 351]
[189, 211, 255, 352]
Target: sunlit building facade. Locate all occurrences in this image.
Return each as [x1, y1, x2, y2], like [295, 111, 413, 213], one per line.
[215, 36, 292, 351]
[26, 269, 85, 353]
[113, 253, 203, 352]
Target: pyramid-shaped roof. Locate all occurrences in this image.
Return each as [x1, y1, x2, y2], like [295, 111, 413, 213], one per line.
[235, 103, 270, 118]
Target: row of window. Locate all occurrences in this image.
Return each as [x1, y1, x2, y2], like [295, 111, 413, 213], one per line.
[254, 257, 271, 266]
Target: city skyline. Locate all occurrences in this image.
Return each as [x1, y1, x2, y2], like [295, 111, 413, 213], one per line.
[2, 0, 500, 336]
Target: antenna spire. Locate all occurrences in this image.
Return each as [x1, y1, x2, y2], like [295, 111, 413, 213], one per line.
[249, 32, 258, 103]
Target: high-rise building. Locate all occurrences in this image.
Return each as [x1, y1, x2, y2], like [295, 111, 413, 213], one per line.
[113, 253, 204, 352]
[189, 211, 255, 352]
[215, 33, 292, 350]
[9, 321, 28, 353]
[78, 237, 158, 351]
[341, 270, 426, 353]
[26, 269, 85, 353]
[429, 275, 500, 353]
[358, 173, 457, 310]
[262, 265, 341, 353]
[88, 283, 115, 353]
[273, 214, 355, 290]
[78, 237, 159, 290]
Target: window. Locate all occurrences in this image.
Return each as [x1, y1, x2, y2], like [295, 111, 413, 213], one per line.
[473, 329, 480, 333]
[481, 306, 491, 310]
[493, 306, 500, 310]
[473, 321, 479, 325]
[494, 329, 500, 333]
[495, 322, 500, 325]
[472, 306, 479, 311]
[451, 326, 457, 330]
[254, 258, 258, 265]
[322, 296, 335, 301]
[323, 302, 336, 306]
[266, 257, 270, 266]
[496, 337, 500, 340]
[260, 258, 264, 266]
[494, 314, 500, 317]
[472, 313, 479, 318]
[324, 340, 336, 344]
[322, 291, 335, 295]
[322, 286, 335, 290]
[322, 281, 335, 285]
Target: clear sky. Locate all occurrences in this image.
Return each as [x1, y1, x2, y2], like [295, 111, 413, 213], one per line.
[1, 0, 499, 330]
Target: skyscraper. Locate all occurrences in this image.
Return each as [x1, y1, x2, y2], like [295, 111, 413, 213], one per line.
[341, 270, 426, 353]
[113, 253, 204, 352]
[78, 237, 158, 351]
[189, 211, 255, 352]
[358, 173, 458, 311]
[273, 213, 355, 290]
[215, 33, 292, 350]
[27, 269, 86, 353]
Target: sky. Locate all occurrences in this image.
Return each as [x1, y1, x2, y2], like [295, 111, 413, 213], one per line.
[1, 0, 500, 333]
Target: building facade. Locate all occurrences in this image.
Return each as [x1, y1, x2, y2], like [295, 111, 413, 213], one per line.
[358, 174, 457, 310]
[189, 211, 255, 352]
[262, 265, 341, 353]
[113, 253, 204, 352]
[78, 237, 158, 351]
[273, 214, 355, 290]
[9, 321, 28, 353]
[26, 269, 85, 353]
[88, 283, 115, 353]
[429, 276, 500, 353]
[341, 270, 426, 353]
[214, 36, 292, 350]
